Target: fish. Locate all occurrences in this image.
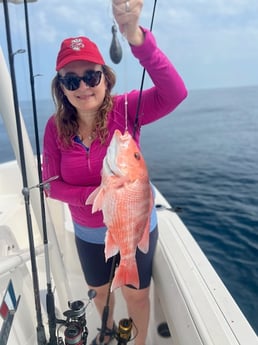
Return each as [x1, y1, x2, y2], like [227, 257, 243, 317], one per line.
[86, 129, 153, 291]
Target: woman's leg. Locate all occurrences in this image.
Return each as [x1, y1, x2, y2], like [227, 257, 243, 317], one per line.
[122, 285, 150, 345]
[74, 237, 117, 343]
[119, 227, 158, 345]
[88, 283, 115, 344]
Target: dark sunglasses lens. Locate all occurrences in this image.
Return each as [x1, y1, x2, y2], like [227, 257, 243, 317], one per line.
[83, 71, 102, 87]
[59, 71, 102, 90]
[59, 76, 80, 91]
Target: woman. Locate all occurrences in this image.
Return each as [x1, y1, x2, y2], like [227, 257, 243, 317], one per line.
[42, 1, 187, 344]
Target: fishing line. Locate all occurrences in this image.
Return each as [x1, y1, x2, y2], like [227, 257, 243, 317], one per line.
[133, 0, 158, 139]
[109, 1, 129, 131]
[110, 0, 159, 137]
[120, 29, 129, 132]
[122, 33, 129, 132]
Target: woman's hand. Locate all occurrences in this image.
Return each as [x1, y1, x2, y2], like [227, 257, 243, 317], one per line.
[112, 0, 144, 46]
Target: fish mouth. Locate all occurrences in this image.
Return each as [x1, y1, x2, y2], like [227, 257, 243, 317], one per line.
[104, 130, 125, 176]
[105, 146, 123, 176]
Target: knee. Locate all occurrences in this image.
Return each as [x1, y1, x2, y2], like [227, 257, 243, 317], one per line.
[122, 287, 150, 307]
[88, 284, 113, 302]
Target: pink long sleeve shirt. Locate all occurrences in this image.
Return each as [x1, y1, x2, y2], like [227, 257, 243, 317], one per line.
[42, 28, 187, 228]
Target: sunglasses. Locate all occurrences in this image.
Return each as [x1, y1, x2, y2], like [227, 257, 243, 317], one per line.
[58, 70, 102, 91]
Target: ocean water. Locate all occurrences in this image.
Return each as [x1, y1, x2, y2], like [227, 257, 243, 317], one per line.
[0, 86, 258, 334]
[141, 86, 258, 334]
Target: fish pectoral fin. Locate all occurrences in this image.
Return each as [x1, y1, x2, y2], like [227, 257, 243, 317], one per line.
[137, 223, 150, 254]
[86, 187, 104, 213]
[85, 187, 100, 205]
[111, 259, 139, 291]
[105, 231, 119, 260]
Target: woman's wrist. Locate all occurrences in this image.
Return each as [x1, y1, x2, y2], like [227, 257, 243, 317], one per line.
[127, 26, 145, 46]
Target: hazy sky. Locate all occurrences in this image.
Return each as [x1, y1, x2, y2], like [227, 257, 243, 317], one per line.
[0, 0, 258, 100]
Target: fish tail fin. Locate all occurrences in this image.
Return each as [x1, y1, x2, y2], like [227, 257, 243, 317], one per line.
[111, 259, 139, 291]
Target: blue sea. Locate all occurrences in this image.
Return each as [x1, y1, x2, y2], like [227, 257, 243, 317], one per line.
[0, 86, 258, 334]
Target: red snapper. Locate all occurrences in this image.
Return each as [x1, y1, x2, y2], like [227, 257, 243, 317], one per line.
[86, 129, 153, 291]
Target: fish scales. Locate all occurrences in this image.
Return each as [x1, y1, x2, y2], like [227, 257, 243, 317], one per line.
[86, 129, 153, 290]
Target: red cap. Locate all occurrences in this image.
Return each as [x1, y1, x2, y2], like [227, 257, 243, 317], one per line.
[56, 36, 105, 71]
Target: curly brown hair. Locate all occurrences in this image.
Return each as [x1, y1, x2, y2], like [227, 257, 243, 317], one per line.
[51, 65, 116, 147]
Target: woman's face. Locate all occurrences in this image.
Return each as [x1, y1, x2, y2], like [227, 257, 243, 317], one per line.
[59, 60, 106, 116]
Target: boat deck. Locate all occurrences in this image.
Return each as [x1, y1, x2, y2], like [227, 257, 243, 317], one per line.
[0, 161, 257, 345]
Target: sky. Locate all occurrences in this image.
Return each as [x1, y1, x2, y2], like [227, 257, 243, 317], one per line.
[0, 0, 258, 100]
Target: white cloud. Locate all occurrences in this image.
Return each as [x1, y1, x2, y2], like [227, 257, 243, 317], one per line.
[0, 0, 258, 98]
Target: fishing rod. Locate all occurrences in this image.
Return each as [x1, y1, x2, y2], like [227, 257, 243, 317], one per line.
[133, 0, 158, 138]
[109, 0, 158, 138]
[1, 1, 47, 344]
[96, 1, 159, 344]
[23, 0, 57, 343]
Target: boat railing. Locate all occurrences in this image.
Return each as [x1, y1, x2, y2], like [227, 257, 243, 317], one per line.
[0, 244, 45, 276]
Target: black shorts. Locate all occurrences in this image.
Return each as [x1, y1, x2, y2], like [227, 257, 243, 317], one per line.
[75, 226, 158, 289]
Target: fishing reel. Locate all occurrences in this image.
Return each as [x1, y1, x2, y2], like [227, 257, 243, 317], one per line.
[56, 289, 134, 345]
[57, 290, 96, 345]
[116, 318, 133, 345]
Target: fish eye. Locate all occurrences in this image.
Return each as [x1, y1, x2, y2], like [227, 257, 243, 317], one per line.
[134, 152, 141, 160]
